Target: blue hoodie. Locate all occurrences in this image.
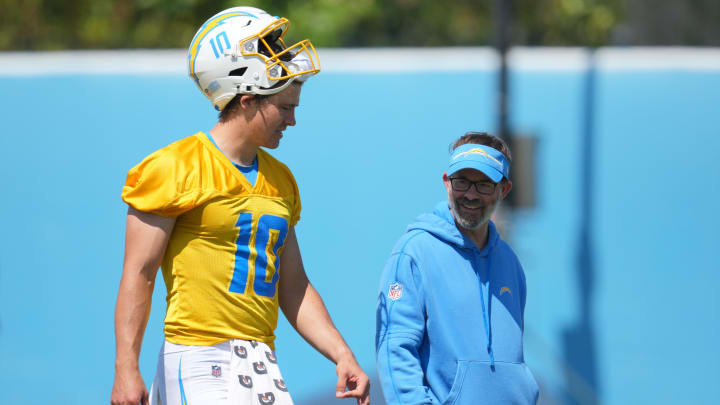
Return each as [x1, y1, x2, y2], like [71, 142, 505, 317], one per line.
[376, 201, 539, 405]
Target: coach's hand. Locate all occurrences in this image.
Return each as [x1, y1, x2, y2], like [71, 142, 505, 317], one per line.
[335, 354, 370, 405]
[111, 368, 149, 405]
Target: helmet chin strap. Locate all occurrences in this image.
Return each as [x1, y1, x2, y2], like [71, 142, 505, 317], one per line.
[245, 77, 296, 95]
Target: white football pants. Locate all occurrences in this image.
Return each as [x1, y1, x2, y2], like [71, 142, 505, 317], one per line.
[149, 339, 294, 405]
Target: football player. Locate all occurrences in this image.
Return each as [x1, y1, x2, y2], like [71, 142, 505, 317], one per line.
[110, 7, 369, 405]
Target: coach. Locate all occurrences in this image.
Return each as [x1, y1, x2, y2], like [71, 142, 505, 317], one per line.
[376, 132, 539, 404]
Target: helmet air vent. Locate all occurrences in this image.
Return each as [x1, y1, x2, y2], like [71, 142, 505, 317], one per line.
[229, 67, 248, 77]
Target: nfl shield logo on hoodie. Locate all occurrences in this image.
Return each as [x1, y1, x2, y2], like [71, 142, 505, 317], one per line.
[388, 283, 403, 300]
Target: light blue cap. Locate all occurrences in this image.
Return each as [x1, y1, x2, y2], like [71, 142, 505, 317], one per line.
[447, 143, 510, 183]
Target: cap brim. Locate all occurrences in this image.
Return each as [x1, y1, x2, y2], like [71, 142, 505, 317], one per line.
[447, 161, 504, 183]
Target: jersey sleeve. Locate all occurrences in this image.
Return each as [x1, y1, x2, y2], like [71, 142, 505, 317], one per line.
[122, 149, 200, 217]
[288, 170, 302, 226]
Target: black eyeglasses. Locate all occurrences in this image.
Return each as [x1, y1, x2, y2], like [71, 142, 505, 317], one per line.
[449, 177, 498, 195]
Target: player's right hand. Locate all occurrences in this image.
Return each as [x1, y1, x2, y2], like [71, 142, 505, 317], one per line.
[335, 355, 370, 405]
[110, 369, 149, 405]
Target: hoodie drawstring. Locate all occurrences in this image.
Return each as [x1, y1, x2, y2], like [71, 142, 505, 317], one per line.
[477, 248, 495, 371]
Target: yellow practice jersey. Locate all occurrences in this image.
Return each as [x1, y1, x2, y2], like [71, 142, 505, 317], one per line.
[122, 132, 301, 348]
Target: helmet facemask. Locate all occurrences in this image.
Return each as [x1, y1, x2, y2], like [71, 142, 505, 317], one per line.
[238, 18, 320, 85]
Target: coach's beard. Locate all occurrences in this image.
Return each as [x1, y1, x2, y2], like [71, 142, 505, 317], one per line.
[450, 196, 496, 231]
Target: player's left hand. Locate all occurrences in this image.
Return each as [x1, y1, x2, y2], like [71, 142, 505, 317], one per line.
[335, 355, 370, 405]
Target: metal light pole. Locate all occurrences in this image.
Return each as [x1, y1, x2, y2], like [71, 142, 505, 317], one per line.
[493, 0, 535, 209]
[493, 0, 511, 146]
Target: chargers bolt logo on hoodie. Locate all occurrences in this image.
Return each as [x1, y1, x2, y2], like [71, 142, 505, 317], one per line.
[500, 287, 512, 296]
[388, 283, 403, 300]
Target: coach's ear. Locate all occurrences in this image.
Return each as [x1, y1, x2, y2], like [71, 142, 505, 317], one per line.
[500, 180, 513, 200]
[442, 172, 451, 193]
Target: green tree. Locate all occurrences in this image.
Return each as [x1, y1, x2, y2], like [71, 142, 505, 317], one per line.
[2, 0, 717, 51]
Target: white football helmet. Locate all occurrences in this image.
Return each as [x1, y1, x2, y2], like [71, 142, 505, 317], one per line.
[187, 7, 321, 111]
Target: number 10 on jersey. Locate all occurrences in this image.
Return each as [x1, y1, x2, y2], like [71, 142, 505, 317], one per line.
[229, 213, 288, 298]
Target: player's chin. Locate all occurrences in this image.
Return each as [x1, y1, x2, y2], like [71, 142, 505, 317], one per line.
[266, 133, 283, 149]
[263, 139, 281, 149]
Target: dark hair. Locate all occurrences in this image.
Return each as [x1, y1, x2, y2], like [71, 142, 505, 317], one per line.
[218, 94, 268, 123]
[217, 80, 302, 123]
[451, 131, 512, 163]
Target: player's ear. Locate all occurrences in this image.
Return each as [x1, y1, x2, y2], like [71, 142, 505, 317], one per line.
[239, 94, 256, 109]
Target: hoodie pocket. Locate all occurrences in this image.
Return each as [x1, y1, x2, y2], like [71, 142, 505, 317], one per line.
[442, 360, 539, 405]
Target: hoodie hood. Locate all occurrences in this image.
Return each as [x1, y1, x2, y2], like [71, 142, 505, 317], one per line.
[407, 200, 500, 253]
